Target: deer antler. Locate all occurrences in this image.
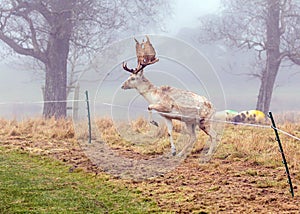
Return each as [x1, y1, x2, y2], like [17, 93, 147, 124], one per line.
[122, 62, 136, 74]
[143, 35, 157, 63]
[134, 37, 144, 66]
[122, 36, 159, 74]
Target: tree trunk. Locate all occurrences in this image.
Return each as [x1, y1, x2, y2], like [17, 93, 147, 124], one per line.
[256, 0, 281, 115]
[42, 6, 73, 118]
[256, 64, 280, 114]
[43, 38, 68, 118]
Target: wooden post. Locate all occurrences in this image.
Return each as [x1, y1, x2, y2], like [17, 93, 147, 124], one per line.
[73, 84, 79, 120]
[42, 84, 80, 119]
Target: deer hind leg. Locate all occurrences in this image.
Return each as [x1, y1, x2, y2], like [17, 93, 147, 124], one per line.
[164, 118, 176, 156]
[199, 119, 217, 155]
[177, 122, 196, 157]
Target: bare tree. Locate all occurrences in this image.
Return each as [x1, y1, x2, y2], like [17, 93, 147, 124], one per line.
[199, 0, 300, 114]
[0, 0, 171, 118]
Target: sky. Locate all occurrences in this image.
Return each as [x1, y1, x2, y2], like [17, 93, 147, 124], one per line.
[170, 0, 221, 34]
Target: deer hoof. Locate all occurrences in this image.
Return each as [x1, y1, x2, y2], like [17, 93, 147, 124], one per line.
[199, 154, 211, 164]
[171, 148, 176, 156]
[150, 120, 159, 127]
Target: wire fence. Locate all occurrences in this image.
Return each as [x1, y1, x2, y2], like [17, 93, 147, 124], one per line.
[0, 99, 86, 105]
[209, 119, 270, 129]
[0, 99, 299, 142]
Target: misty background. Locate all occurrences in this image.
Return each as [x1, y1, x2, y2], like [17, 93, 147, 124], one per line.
[0, 0, 299, 119]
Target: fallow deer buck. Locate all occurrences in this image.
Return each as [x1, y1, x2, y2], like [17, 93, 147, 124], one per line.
[121, 36, 217, 157]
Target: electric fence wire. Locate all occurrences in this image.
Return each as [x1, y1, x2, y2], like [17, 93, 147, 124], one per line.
[0, 99, 86, 105]
[209, 119, 270, 129]
[274, 128, 300, 141]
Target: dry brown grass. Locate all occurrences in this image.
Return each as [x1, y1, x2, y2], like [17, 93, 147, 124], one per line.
[0, 117, 81, 162]
[218, 126, 281, 166]
[0, 117, 75, 140]
[94, 117, 188, 155]
[94, 116, 300, 173]
[1, 116, 299, 167]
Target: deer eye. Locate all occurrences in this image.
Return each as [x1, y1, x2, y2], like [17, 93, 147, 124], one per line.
[130, 77, 136, 81]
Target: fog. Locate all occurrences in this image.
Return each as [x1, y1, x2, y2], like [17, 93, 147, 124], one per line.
[0, 0, 299, 120]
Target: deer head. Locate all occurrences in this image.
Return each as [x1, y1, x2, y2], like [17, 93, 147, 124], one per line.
[121, 63, 146, 90]
[121, 36, 159, 90]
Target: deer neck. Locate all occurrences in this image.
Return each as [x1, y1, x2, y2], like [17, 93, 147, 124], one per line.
[135, 78, 158, 104]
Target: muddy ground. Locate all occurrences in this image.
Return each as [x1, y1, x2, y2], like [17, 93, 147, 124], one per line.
[1, 135, 300, 213]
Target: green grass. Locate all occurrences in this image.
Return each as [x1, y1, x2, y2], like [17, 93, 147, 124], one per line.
[0, 147, 159, 213]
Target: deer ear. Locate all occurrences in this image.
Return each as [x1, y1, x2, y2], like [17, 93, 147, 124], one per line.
[137, 70, 143, 76]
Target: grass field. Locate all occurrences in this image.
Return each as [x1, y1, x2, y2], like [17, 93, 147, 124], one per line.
[0, 116, 300, 213]
[0, 147, 158, 213]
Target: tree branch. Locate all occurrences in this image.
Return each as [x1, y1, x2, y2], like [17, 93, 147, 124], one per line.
[288, 54, 300, 65]
[277, 50, 300, 65]
[23, 15, 43, 54]
[238, 39, 265, 50]
[0, 31, 46, 63]
[16, 1, 53, 23]
[278, 51, 288, 61]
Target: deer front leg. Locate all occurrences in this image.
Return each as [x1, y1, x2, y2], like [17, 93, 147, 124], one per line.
[148, 104, 175, 155]
[148, 110, 158, 127]
[164, 118, 176, 156]
[148, 103, 172, 113]
[148, 103, 172, 127]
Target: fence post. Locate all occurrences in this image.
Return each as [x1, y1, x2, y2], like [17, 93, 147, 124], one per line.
[268, 111, 294, 197]
[85, 90, 92, 144]
[73, 84, 80, 121]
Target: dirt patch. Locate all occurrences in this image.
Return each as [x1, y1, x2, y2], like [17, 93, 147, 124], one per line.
[133, 154, 300, 213]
